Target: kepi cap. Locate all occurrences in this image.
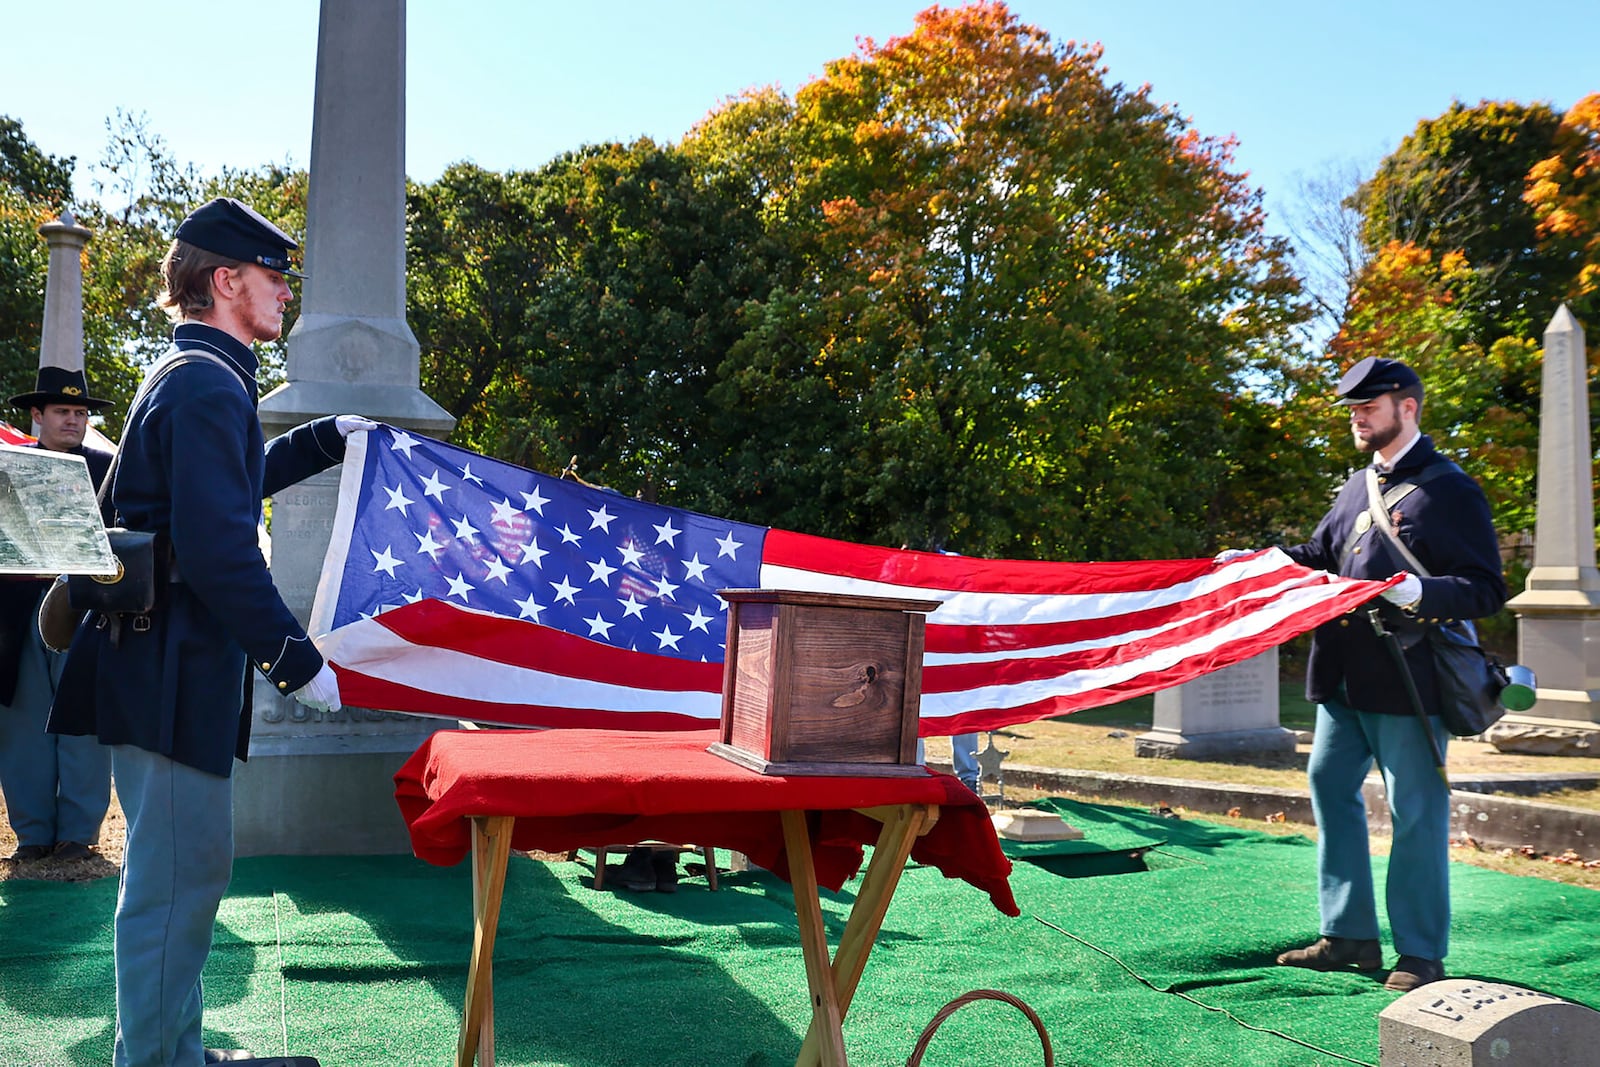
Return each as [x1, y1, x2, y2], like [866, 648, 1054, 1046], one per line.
[8, 366, 112, 411]
[1333, 356, 1421, 406]
[174, 197, 305, 278]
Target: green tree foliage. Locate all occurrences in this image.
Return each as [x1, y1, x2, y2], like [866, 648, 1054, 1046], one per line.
[682, 1, 1318, 558]
[1360, 100, 1567, 342]
[408, 144, 786, 502]
[0, 116, 73, 205]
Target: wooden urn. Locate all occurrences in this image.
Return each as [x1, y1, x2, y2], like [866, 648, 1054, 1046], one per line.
[708, 589, 943, 777]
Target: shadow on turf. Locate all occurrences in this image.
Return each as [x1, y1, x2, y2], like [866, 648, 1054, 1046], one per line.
[224, 853, 865, 1065]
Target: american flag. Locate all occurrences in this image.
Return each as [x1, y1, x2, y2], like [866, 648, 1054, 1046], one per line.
[0, 421, 34, 445]
[311, 426, 1394, 734]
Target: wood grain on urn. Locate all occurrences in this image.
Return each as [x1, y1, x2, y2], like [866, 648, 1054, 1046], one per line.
[712, 589, 940, 777]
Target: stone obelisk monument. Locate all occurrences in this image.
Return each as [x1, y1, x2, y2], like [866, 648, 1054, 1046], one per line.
[1494, 305, 1600, 754]
[35, 211, 93, 384]
[238, 0, 456, 856]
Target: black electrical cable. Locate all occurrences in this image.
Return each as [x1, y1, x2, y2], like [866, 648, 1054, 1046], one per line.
[1031, 914, 1378, 1067]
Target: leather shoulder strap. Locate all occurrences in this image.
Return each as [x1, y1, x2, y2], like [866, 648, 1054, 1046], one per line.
[98, 351, 236, 509]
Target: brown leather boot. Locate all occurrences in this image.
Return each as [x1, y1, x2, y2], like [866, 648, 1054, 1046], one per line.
[1275, 936, 1382, 972]
[1384, 955, 1444, 991]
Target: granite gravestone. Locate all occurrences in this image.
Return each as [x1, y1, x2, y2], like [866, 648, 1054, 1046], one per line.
[236, 0, 456, 857]
[1498, 306, 1600, 755]
[36, 211, 93, 384]
[1380, 979, 1600, 1066]
[1134, 648, 1296, 760]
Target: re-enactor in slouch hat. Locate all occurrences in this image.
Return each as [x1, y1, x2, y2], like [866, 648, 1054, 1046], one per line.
[48, 195, 374, 1065]
[1218, 354, 1504, 993]
[0, 366, 114, 865]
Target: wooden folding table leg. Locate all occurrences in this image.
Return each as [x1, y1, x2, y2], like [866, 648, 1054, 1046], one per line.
[459, 814, 514, 1067]
[780, 810, 849, 1067]
[793, 804, 937, 1067]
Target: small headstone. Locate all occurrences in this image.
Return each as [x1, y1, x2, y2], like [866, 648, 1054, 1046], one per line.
[1134, 648, 1297, 760]
[1379, 979, 1600, 1066]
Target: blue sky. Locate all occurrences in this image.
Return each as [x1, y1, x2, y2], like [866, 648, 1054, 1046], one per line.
[3, 1, 1593, 233]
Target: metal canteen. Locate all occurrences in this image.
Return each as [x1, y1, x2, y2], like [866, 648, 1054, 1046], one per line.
[1500, 665, 1538, 713]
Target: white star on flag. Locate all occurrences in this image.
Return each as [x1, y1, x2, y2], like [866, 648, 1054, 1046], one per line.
[520, 486, 549, 513]
[516, 539, 548, 568]
[415, 530, 444, 560]
[421, 471, 450, 501]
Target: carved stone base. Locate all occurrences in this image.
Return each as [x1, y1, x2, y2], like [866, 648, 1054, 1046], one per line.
[1133, 725, 1298, 761]
[1484, 719, 1600, 756]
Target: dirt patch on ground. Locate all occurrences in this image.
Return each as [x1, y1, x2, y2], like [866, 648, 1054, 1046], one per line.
[0, 788, 124, 883]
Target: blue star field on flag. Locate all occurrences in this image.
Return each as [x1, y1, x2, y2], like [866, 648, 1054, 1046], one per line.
[329, 426, 767, 662]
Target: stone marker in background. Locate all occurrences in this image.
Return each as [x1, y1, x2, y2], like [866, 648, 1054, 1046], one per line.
[35, 211, 93, 384]
[1496, 305, 1600, 755]
[1379, 980, 1600, 1066]
[236, 0, 456, 857]
[1134, 648, 1296, 760]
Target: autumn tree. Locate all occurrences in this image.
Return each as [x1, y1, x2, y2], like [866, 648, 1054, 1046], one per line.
[684, 1, 1319, 559]
[1361, 100, 1566, 342]
[1330, 240, 1541, 533]
[1523, 92, 1600, 323]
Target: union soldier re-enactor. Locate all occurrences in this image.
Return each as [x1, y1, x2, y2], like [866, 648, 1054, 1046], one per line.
[48, 197, 375, 1066]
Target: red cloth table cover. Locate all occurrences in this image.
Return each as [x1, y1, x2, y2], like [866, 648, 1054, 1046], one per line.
[395, 728, 1018, 916]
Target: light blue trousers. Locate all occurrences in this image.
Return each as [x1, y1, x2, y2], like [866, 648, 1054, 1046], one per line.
[1308, 697, 1452, 961]
[950, 733, 981, 792]
[111, 745, 235, 1067]
[0, 610, 111, 847]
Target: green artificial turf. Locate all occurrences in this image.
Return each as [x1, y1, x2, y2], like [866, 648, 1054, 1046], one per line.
[2, 800, 1596, 1066]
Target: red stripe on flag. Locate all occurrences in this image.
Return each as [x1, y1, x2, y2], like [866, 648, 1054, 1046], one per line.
[921, 562, 1339, 654]
[371, 600, 723, 692]
[764, 528, 1215, 594]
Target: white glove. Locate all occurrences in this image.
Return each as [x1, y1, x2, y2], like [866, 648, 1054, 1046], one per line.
[1380, 571, 1423, 609]
[335, 415, 378, 438]
[1213, 548, 1254, 564]
[293, 663, 342, 713]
